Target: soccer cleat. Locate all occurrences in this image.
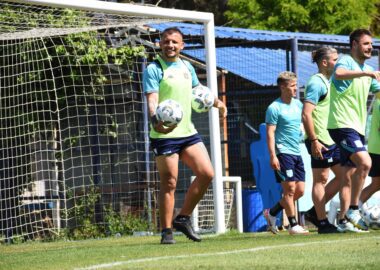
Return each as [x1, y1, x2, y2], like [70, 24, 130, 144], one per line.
[318, 222, 338, 234]
[304, 208, 319, 227]
[345, 209, 368, 231]
[337, 220, 369, 233]
[263, 209, 279, 234]
[160, 228, 176, 244]
[173, 215, 201, 242]
[289, 225, 309, 235]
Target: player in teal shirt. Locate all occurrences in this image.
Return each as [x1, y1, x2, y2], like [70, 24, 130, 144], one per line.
[328, 29, 380, 232]
[265, 98, 303, 156]
[143, 27, 227, 244]
[263, 71, 309, 235]
[302, 46, 342, 233]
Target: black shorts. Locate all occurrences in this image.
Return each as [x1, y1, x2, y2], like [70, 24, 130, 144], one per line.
[305, 139, 340, 168]
[150, 133, 202, 156]
[275, 153, 305, 183]
[369, 153, 380, 177]
[328, 128, 366, 167]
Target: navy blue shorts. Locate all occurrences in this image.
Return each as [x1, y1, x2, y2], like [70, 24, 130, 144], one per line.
[369, 153, 380, 177]
[328, 128, 366, 167]
[305, 139, 340, 168]
[275, 154, 305, 183]
[150, 133, 202, 156]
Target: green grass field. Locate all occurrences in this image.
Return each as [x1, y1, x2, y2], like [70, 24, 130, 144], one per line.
[2, 230, 380, 270]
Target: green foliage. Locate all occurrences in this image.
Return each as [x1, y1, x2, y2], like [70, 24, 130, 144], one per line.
[225, 0, 378, 35]
[104, 207, 150, 236]
[64, 185, 150, 240]
[0, 5, 89, 32]
[66, 185, 105, 239]
[0, 3, 147, 242]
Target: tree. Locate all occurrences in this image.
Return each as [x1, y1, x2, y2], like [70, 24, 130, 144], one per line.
[370, 1, 380, 36]
[225, 0, 379, 35]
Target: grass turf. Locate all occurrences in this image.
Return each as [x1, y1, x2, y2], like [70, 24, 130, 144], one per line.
[1, 230, 380, 270]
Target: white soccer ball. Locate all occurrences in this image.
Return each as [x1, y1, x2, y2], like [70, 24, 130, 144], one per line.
[156, 99, 183, 127]
[191, 85, 215, 113]
[362, 206, 380, 230]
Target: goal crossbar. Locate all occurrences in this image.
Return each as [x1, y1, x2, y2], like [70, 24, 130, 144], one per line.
[8, 0, 214, 22]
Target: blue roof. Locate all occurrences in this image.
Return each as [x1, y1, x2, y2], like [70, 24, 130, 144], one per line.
[148, 22, 380, 87]
[149, 22, 380, 45]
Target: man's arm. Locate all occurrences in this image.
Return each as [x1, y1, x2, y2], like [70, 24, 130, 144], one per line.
[266, 124, 280, 171]
[335, 67, 380, 81]
[302, 101, 327, 159]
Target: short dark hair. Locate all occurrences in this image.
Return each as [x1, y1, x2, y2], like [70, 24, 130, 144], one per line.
[161, 27, 184, 39]
[277, 71, 297, 86]
[311, 46, 337, 64]
[349, 28, 372, 48]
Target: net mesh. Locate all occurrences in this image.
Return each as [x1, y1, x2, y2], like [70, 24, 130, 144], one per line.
[0, 1, 233, 242]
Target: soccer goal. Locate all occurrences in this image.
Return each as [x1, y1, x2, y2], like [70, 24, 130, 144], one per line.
[0, 0, 232, 242]
[191, 176, 243, 233]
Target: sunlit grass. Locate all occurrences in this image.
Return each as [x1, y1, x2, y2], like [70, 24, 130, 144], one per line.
[1, 230, 380, 270]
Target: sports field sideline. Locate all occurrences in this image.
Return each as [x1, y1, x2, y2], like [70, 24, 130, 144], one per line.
[2, 230, 380, 270]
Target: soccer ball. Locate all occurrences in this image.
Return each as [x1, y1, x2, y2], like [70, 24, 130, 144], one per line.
[362, 206, 380, 230]
[156, 99, 183, 127]
[191, 85, 214, 113]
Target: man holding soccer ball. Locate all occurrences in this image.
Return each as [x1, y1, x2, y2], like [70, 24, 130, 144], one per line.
[143, 27, 227, 244]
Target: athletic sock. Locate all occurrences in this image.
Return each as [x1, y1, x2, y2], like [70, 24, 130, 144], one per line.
[288, 216, 298, 227]
[162, 228, 172, 233]
[318, 218, 329, 227]
[269, 202, 283, 216]
[349, 205, 359, 210]
[308, 206, 316, 215]
[176, 215, 190, 220]
[338, 218, 347, 225]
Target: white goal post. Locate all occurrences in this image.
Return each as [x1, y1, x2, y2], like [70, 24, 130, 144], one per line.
[191, 176, 243, 233]
[1, 0, 227, 240]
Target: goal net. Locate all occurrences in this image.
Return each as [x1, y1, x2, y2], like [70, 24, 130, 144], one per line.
[0, 0, 232, 242]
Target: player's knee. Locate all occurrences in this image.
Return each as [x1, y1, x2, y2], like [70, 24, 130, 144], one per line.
[284, 188, 296, 198]
[165, 177, 177, 190]
[358, 160, 371, 174]
[198, 168, 214, 183]
[296, 189, 305, 197]
[206, 169, 215, 181]
[314, 176, 328, 186]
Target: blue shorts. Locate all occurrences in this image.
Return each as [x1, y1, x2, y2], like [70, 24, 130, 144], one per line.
[150, 133, 202, 156]
[305, 139, 340, 169]
[369, 153, 380, 177]
[275, 154, 305, 183]
[328, 128, 366, 167]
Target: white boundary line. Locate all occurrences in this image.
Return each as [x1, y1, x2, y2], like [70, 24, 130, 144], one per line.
[74, 236, 379, 270]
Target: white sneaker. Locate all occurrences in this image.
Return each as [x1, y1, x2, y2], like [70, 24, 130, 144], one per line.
[289, 225, 309, 235]
[263, 209, 278, 234]
[345, 209, 368, 230]
[337, 221, 369, 233]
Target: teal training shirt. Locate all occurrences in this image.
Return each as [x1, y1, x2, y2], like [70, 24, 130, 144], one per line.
[304, 73, 335, 146]
[265, 97, 303, 155]
[328, 55, 380, 135]
[143, 55, 199, 138]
